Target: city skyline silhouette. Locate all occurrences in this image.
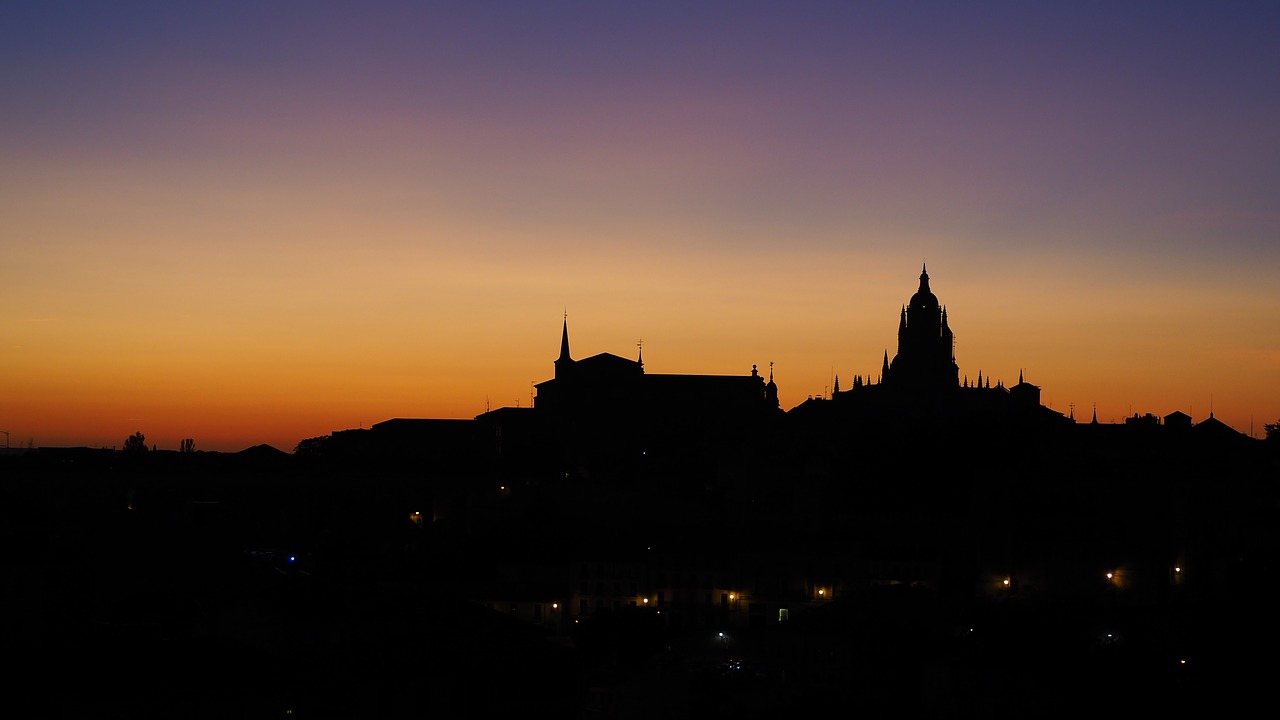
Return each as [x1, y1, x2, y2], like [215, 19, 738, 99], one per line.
[4, 262, 1273, 453]
[5, 262, 1275, 717]
[4, 2, 1278, 452]
[3, 5, 1279, 714]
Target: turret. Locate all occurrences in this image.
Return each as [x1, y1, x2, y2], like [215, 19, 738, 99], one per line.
[765, 362, 779, 408]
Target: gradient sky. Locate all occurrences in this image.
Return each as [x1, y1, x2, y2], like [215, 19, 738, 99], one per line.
[3, 1, 1278, 451]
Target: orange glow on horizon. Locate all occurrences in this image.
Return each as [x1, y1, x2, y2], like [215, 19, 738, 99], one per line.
[3, 6, 1277, 452]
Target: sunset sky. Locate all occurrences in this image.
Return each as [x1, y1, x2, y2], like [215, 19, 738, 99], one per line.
[4, 1, 1278, 451]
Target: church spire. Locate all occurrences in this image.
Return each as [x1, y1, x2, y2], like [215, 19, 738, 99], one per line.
[918, 263, 931, 294]
[558, 312, 571, 363]
[554, 313, 574, 379]
[764, 361, 779, 408]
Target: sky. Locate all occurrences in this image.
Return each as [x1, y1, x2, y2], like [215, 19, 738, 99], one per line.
[3, 1, 1278, 451]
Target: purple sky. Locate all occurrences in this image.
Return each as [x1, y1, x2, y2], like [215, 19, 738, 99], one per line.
[4, 1, 1278, 450]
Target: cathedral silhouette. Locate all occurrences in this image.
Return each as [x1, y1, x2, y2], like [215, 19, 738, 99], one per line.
[321, 264, 1244, 471]
[883, 264, 960, 393]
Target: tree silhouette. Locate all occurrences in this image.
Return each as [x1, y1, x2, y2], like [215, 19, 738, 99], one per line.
[122, 431, 147, 453]
[179, 437, 196, 453]
[294, 435, 331, 457]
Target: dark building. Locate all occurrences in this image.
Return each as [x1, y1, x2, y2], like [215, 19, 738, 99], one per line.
[883, 264, 960, 394]
[532, 316, 781, 481]
[796, 266, 1069, 442]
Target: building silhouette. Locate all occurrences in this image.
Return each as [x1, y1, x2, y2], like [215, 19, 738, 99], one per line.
[6, 264, 1273, 717]
[531, 315, 780, 482]
[884, 264, 960, 393]
[793, 265, 1070, 445]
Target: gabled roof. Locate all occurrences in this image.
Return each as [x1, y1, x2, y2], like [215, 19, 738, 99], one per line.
[576, 352, 641, 370]
[1193, 413, 1247, 442]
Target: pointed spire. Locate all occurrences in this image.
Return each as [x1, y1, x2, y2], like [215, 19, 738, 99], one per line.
[763, 362, 779, 408]
[636, 338, 644, 369]
[918, 263, 931, 294]
[882, 350, 890, 377]
[833, 374, 841, 393]
[1019, 368, 1024, 384]
[558, 312, 571, 363]
[554, 313, 574, 379]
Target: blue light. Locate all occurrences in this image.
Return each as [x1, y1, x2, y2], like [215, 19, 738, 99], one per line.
[289, 555, 296, 563]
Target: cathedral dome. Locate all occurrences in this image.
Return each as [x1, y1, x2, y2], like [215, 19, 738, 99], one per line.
[909, 288, 939, 310]
[909, 265, 939, 310]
